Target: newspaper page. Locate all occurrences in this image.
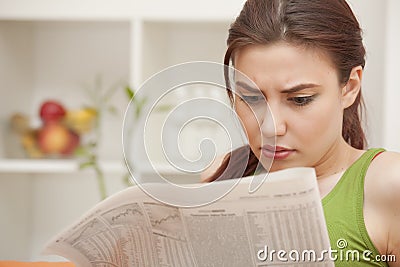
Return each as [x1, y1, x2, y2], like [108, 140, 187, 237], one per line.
[43, 167, 334, 266]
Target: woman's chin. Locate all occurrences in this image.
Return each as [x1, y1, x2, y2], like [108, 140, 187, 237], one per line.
[257, 158, 279, 172]
[263, 161, 296, 173]
[254, 151, 302, 173]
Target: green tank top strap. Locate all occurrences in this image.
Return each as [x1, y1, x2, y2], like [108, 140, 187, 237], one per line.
[322, 148, 388, 266]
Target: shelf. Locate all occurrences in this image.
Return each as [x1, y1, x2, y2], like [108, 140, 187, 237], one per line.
[0, 159, 126, 173]
[0, 0, 245, 21]
[0, 20, 130, 161]
[0, 159, 197, 175]
[141, 20, 229, 82]
[0, 8, 232, 262]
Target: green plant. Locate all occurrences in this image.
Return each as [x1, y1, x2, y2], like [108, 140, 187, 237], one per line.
[75, 76, 125, 200]
[75, 76, 178, 200]
[75, 76, 148, 200]
[121, 85, 147, 187]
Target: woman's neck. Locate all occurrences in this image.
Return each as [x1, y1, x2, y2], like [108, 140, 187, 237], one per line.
[314, 139, 364, 180]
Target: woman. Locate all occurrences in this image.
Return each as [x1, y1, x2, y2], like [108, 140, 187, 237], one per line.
[205, 0, 400, 266]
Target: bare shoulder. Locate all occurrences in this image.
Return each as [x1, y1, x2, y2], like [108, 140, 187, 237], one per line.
[374, 150, 400, 169]
[366, 150, 400, 203]
[366, 150, 400, 260]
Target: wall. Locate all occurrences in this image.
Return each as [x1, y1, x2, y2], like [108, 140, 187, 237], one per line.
[348, 0, 387, 148]
[383, 0, 400, 151]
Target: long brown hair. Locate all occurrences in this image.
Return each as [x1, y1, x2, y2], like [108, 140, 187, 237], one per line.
[206, 0, 367, 182]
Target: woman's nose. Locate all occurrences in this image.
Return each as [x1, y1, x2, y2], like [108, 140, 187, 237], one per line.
[259, 103, 286, 138]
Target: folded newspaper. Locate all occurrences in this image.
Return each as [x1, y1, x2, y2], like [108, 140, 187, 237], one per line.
[43, 167, 334, 266]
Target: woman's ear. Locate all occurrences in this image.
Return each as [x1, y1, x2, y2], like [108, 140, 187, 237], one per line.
[341, 66, 363, 109]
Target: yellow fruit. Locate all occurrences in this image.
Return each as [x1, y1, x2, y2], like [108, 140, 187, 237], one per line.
[64, 108, 97, 134]
[10, 113, 30, 133]
[21, 131, 44, 158]
[21, 132, 36, 148]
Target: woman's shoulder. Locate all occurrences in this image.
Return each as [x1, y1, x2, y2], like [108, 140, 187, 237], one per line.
[369, 149, 400, 179]
[367, 149, 400, 202]
[366, 149, 400, 259]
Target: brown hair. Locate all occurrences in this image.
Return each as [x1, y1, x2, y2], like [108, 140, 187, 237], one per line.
[206, 0, 367, 182]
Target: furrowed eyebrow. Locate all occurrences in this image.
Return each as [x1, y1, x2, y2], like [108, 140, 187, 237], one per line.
[281, 83, 320, 93]
[235, 81, 260, 93]
[235, 81, 320, 94]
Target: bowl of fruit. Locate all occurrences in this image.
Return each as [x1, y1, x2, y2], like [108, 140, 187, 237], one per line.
[9, 100, 97, 158]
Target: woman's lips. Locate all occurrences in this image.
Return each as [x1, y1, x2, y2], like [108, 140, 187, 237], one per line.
[261, 145, 295, 160]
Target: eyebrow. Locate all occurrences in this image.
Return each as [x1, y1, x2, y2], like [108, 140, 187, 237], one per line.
[281, 83, 320, 93]
[235, 81, 260, 93]
[235, 81, 320, 94]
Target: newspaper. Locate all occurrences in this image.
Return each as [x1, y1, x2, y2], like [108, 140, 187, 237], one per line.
[43, 167, 334, 266]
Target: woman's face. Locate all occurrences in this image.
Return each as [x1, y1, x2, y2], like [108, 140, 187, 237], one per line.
[233, 42, 347, 172]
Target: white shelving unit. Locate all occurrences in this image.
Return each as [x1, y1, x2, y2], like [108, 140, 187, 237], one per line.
[0, 0, 246, 260]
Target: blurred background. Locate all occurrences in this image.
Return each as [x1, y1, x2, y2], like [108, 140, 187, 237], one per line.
[0, 0, 398, 261]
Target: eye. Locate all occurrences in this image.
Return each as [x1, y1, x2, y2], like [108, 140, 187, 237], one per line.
[239, 95, 263, 105]
[288, 95, 315, 107]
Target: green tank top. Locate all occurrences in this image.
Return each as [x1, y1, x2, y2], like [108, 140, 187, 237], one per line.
[322, 148, 388, 266]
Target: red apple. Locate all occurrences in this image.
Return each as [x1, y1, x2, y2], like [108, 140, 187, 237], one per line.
[37, 122, 72, 155]
[39, 100, 66, 123]
[61, 130, 80, 155]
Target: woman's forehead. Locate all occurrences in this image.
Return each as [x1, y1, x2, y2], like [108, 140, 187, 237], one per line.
[233, 43, 338, 92]
[234, 42, 333, 70]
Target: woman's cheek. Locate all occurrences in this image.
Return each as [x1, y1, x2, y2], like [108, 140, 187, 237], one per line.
[236, 106, 260, 139]
[295, 103, 342, 144]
